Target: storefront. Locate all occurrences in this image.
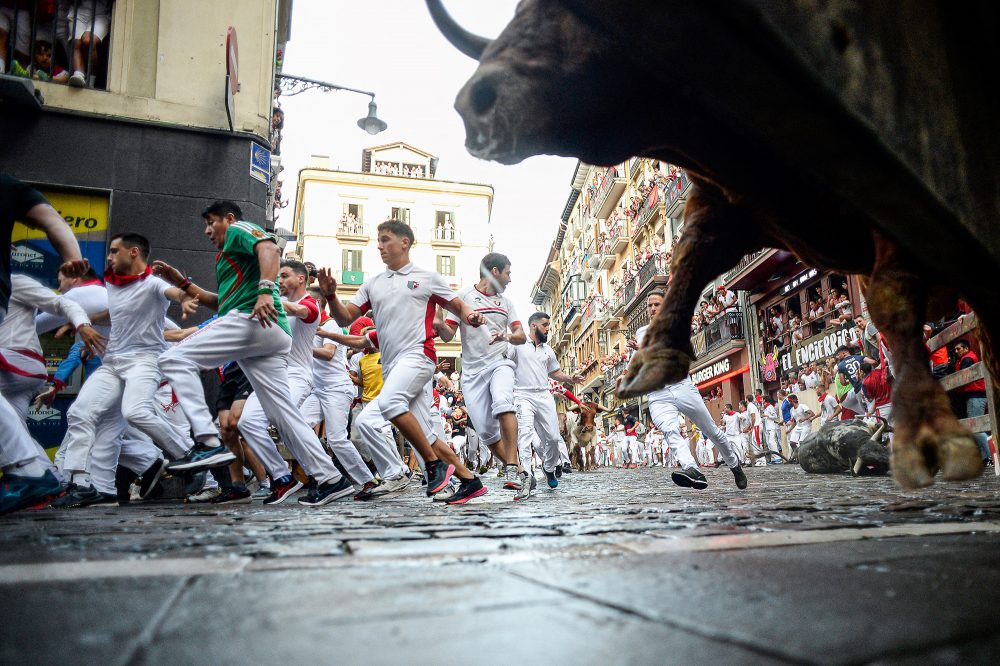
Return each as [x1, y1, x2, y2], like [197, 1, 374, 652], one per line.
[689, 348, 751, 422]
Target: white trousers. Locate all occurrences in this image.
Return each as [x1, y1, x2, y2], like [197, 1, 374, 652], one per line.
[301, 384, 375, 485]
[648, 378, 739, 467]
[61, 352, 190, 474]
[88, 426, 162, 495]
[648, 399, 698, 470]
[159, 312, 342, 485]
[764, 427, 781, 455]
[624, 435, 638, 464]
[514, 390, 562, 473]
[460, 361, 515, 446]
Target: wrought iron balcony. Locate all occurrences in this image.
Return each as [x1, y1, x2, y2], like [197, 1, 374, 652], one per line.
[590, 167, 627, 220]
[692, 310, 745, 359]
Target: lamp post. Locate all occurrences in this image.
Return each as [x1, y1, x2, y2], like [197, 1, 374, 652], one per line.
[276, 73, 387, 135]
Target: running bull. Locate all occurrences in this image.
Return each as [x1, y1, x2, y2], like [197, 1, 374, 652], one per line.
[428, 0, 999, 489]
[564, 400, 609, 470]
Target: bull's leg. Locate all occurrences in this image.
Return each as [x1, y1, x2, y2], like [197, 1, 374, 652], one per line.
[618, 181, 763, 396]
[865, 232, 983, 488]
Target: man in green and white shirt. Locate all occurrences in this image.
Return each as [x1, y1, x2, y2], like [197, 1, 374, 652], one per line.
[155, 201, 354, 507]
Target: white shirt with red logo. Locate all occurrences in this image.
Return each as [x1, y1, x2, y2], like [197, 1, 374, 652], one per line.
[445, 285, 520, 376]
[284, 293, 320, 374]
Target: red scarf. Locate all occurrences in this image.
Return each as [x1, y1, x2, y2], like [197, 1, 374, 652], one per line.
[104, 265, 152, 286]
[80, 278, 103, 287]
[726, 410, 736, 416]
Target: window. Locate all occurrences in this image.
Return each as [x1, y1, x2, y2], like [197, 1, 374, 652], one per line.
[391, 207, 410, 224]
[435, 211, 456, 240]
[343, 203, 364, 223]
[342, 249, 362, 272]
[436, 255, 455, 276]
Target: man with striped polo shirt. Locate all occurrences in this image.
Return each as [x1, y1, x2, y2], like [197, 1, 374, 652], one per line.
[155, 201, 353, 507]
[436, 253, 527, 494]
[318, 219, 487, 504]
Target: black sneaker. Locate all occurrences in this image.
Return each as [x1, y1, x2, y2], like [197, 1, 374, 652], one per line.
[445, 476, 487, 504]
[731, 464, 748, 490]
[115, 465, 139, 505]
[354, 480, 380, 501]
[166, 443, 236, 473]
[671, 467, 709, 490]
[562, 463, 573, 475]
[262, 475, 303, 505]
[138, 458, 167, 499]
[298, 476, 354, 506]
[554, 464, 563, 479]
[425, 459, 456, 496]
[544, 469, 558, 488]
[210, 486, 252, 505]
[49, 484, 116, 508]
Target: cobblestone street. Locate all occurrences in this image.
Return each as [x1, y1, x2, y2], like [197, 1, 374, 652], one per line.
[4, 465, 1000, 664]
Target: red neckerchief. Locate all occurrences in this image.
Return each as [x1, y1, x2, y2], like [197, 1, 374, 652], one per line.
[104, 265, 152, 286]
[726, 410, 736, 416]
[819, 392, 828, 403]
[79, 278, 103, 287]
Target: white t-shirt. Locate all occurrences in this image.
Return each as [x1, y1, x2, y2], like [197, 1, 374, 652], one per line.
[313, 317, 352, 390]
[285, 293, 321, 374]
[792, 404, 813, 426]
[35, 282, 111, 339]
[723, 412, 741, 436]
[820, 393, 839, 422]
[104, 275, 172, 359]
[445, 285, 520, 376]
[745, 401, 761, 429]
[509, 341, 559, 391]
[351, 262, 455, 371]
[763, 404, 779, 431]
[1, 274, 90, 354]
[802, 371, 820, 389]
[737, 411, 751, 433]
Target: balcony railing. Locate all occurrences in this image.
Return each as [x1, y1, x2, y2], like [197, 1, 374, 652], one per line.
[563, 299, 582, 327]
[590, 166, 625, 219]
[723, 249, 768, 283]
[604, 357, 629, 383]
[580, 297, 609, 330]
[664, 170, 691, 213]
[635, 186, 662, 231]
[628, 157, 643, 179]
[340, 269, 367, 286]
[337, 220, 368, 238]
[433, 226, 460, 243]
[692, 310, 744, 359]
[637, 255, 668, 291]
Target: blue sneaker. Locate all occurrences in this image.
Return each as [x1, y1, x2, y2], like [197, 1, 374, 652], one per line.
[166, 443, 236, 473]
[0, 470, 64, 515]
[544, 469, 558, 488]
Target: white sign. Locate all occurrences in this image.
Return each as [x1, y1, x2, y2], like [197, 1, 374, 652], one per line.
[11, 244, 44, 266]
[779, 322, 860, 373]
[27, 405, 61, 423]
[690, 357, 731, 384]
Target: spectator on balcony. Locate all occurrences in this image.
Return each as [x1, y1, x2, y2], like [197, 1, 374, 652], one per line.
[770, 306, 785, 340]
[828, 293, 853, 327]
[717, 286, 737, 313]
[64, 0, 113, 88]
[801, 362, 820, 389]
[789, 314, 804, 343]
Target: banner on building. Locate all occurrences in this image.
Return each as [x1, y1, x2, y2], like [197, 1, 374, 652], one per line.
[774, 321, 860, 375]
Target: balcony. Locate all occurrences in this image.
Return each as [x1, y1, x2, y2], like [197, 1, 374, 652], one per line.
[664, 170, 692, 218]
[590, 167, 627, 220]
[634, 186, 663, 232]
[336, 220, 369, 241]
[637, 256, 669, 291]
[563, 300, 582, 328]
[692, 311, 745, 359]
[628, 157, 643, 179]
[580, 297, 609, 331]
[431, 226, 461, 247]
[340, 269, 367, 286]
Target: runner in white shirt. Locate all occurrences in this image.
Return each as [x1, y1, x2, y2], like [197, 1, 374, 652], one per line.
[57, 233, 209, 506]
[723, 406, 746, 464]
[740, 399, 765, 465]
[35, 264, 111, 341]
[507, 311, 585, 499]
[299, 293, 375, 489]
[761, 398, 783, 463]
[787, 394, 815, 449]
[320, 220, 486, 504]
[629, 290, 747, 490]
[238, 260, 354, 505]
[437, 253, 527, 493]
[817, 385, 841, 423]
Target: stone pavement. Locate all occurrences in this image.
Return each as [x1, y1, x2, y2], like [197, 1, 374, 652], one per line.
[2, 465, 1000, 664]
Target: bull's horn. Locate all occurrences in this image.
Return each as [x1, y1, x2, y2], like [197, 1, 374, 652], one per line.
[870, 419, 886, 442]
[426, 0, 492, 60]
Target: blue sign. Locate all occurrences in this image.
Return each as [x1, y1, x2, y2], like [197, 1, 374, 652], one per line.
[11, 238, 108, 290]
[251, 143, 270, 184]
[27, 395, 74, 456]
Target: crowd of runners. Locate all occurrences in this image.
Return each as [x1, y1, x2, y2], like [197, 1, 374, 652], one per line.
[0, 174, 754, 516]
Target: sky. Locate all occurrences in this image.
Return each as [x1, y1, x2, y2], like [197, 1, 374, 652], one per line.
[276, 0, 577, 310]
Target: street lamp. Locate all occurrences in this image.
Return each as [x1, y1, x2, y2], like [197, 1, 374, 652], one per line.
[276, 73, 388, 135]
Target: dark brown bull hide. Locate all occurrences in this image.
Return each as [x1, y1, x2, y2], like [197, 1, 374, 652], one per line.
[566, 401, 606, 470]
[429, 0, 999, 490]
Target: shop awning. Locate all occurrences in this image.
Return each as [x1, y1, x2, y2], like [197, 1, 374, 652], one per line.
[695, 364, 750, 390]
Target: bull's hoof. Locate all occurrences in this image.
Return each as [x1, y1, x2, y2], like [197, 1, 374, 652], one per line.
[890, 442, 936, 490]
[617, 346, 693, 398]
[939, 432, 984, 481]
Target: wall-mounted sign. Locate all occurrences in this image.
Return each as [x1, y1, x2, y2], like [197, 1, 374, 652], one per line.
[690, 356, 732, 385]
[775, 320, 860, 374]
[251, 143, 271, 184]
[781, 267, 819, 295]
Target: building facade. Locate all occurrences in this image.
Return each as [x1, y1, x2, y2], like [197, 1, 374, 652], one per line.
[291, 142, 494, 365]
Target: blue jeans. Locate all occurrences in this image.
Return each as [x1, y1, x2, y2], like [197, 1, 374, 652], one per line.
[966, 396, 990, 460]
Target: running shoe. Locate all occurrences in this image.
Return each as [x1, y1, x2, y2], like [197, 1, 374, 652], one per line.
[353, 480, 380, 501]
[544, 469, 558, 489]
[298, 476, 354, 506]
[562, 463, 573, 474]
[431, 480, 459, 502]
[49, 483, 117, 508]
[262, 475, 303, 505]
[0, 470, 64, 515]
[185, 486, 222, 503]
[514, 472, 535, 501]
[671, 467, 709, 490]
[554, 465, 563, 479]
[445, 476, 487, 504]
[115, 465, 139, 505]
[138, 458, 167, 500]
[731, 464, 748, 490]
[425, 459, 455, 495]
[210, 486, 252, 505]
[503, 464, 521, 490]
[370, 474, 411, 497]
[251, 483, 272, 500]
[167, 443, 236, 473]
